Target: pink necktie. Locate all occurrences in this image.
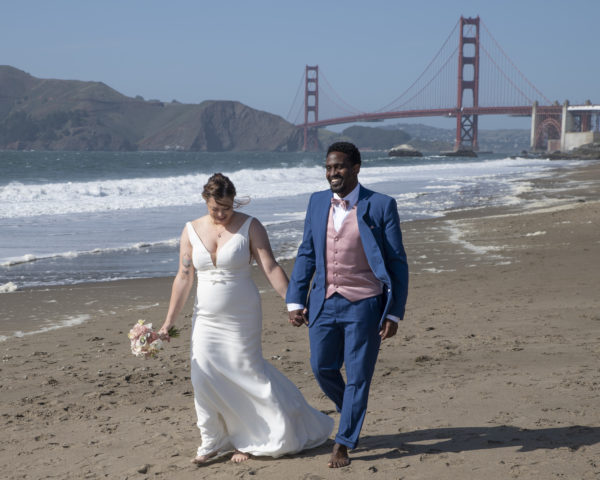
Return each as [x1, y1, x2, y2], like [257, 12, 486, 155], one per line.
[331, 198, 349, 210]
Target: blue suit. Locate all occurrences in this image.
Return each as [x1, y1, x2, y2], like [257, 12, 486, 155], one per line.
[286, 185, 408, 449]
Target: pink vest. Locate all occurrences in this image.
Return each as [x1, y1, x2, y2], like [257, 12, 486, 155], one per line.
[325, 206, 383, 301]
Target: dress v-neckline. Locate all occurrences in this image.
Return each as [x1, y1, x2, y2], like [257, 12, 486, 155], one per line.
[190, 216, 250, 268]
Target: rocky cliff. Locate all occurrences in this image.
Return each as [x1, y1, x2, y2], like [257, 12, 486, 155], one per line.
[0, 66, 302, 152]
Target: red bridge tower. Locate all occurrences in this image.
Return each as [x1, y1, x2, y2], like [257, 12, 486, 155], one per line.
[303, 65, 320, 151]
[455, 16, 480, 151]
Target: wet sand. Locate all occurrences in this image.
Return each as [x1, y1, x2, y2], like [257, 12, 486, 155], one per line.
[1, 161, 599, 479]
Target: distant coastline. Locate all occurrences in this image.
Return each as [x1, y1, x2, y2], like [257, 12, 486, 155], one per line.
[0, 65, 303, 152]
[1, 65, 530, 154]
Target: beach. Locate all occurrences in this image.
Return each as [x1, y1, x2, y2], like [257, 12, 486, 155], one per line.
[1, 161, 599, 479]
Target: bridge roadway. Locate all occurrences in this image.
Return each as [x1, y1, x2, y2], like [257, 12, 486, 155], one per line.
[302, 105, 563, 129]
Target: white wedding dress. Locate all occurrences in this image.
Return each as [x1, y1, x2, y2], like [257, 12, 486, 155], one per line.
[186, 217, 333, 458]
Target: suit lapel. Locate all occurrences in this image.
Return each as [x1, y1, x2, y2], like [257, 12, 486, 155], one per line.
[357, 186, 381, 271]
[314, 192, 332, 254]
[357, 185, 371, 226]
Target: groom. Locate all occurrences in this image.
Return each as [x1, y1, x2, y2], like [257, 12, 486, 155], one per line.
[286, 142, 409, 468]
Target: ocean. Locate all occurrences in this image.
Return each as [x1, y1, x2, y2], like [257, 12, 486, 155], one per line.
[0, 149, 582, 291]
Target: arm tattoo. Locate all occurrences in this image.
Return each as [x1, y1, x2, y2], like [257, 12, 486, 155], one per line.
[181, 253, 192, 276]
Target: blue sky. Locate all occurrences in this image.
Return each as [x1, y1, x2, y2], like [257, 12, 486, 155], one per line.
[1, 0, 598, 130]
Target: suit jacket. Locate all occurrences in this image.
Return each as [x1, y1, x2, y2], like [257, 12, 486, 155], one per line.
[286, 185, 409, 327]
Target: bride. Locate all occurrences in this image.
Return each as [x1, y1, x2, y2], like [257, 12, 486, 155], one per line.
[158, 173, 333, 464]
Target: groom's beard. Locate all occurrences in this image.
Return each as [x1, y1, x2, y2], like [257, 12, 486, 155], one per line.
[328, 176, 344, 193]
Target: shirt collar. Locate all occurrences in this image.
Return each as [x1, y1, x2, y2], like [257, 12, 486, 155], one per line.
[333, 183, 360, 209]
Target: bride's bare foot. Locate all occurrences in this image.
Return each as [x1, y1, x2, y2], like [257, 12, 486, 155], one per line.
[231, 450, 250, 463]
[191, 451, 218, 465]
[328, 443, 350, 468]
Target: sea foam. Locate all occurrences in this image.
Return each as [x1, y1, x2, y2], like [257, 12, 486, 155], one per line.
[0, 282, 18, 293]
[2, 314, 91, 341]
[0, 239, 179, 268]
[0, 158, 558, 219]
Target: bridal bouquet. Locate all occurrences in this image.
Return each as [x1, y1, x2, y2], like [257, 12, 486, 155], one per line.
[127, 320, 179, 358]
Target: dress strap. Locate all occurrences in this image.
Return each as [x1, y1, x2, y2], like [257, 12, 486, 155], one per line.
[238, 216, 254, 238]
[186, 222, 202, 247]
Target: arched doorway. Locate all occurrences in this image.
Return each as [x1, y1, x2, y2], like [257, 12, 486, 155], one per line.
[534, 117, 561, 151]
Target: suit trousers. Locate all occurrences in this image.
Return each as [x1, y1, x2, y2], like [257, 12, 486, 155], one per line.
[308, 293, 382, 449]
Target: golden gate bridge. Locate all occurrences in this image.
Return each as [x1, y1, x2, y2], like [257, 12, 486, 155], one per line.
[286, 17, 599, 152]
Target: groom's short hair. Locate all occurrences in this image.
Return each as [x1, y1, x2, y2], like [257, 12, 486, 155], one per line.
[327, 142, 361, 166]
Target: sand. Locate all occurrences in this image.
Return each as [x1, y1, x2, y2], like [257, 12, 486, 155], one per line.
[1, 161, 599, 479]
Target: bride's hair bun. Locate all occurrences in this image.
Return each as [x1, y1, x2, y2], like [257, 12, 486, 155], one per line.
[202, 173, 237, 202]
[202, 173, 250, 207]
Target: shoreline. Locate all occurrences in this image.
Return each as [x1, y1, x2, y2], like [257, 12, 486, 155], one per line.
[1, 160, 600, 479]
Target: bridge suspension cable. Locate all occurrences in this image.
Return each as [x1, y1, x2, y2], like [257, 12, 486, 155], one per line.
[286, 72, 306, 125]
[387, 44, 459, 111]
[374, 19, 460, 113]
[318, 69, 365, 116]
[480, 19, 552, 106]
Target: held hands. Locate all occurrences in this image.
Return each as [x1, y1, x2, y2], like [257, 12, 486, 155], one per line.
[288, 308, 308, 327]
[288, 309, 397, 338]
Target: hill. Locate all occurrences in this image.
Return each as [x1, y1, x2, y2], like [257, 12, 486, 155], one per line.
[384, 122, 530, 153]
[318, 122, 530, 153]
[0, 66, 302, 152]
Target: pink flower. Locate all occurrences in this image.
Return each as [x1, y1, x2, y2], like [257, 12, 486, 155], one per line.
[128, 320, 165, 358]
[127, 320, 180, 359]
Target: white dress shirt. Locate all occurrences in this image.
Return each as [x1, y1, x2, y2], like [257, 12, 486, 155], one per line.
[331, 183, 360, 231]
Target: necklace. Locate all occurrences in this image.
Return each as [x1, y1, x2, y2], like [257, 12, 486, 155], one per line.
[211, 213, 235, 239]
[213, 223, 228, 238]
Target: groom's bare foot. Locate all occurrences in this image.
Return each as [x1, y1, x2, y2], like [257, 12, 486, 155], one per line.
[328, 443, 350, 468]
[231, 450, 250, 463]
[191, 451, 218, 465]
